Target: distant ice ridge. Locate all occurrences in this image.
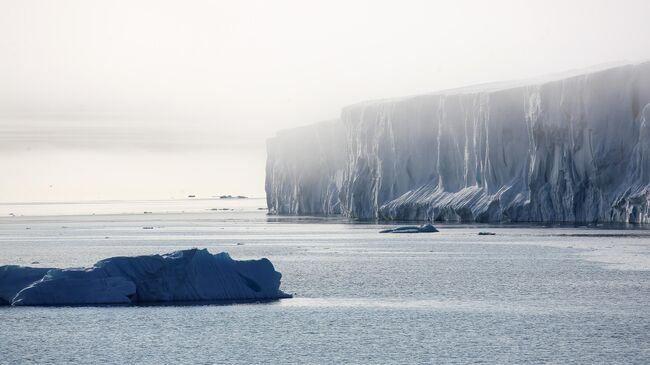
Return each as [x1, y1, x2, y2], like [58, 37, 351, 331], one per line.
[266, 61, 650, 223]
[0, 249, 290, 306]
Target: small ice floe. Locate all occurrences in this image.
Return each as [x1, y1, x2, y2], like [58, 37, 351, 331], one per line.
[478, 232, 496, 236]
[379, 224, 439, 234]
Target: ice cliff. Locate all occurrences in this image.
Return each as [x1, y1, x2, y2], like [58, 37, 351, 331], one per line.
[0, 249, 290, 306]
[266, 120, 346, 215]
[266, 62, 650, 223]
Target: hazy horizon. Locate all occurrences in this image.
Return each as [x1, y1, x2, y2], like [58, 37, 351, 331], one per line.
[2, 0, 650, 203]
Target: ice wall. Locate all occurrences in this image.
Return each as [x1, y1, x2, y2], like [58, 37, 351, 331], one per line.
[265, 120, 346, 215]
[266, 62, 650, 223]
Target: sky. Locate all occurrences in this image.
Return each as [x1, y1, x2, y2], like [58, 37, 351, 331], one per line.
[1, 0, 650, 202]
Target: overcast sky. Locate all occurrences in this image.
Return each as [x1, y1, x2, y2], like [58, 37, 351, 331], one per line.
[2, 0, 650, 202]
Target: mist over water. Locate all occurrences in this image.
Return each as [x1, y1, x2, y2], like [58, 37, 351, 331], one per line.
[1, 142, 266, 202]
[0, 117, 266, 201]
[2, 0, 650, 202]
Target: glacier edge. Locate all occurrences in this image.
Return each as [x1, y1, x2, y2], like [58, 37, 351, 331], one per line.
[266, 61, 650, 223]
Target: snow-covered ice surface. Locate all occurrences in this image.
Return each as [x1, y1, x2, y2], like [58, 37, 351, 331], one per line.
[267, 61, 650, 223]
[1, 248, 289, 306]
[1, 199, 650, 364]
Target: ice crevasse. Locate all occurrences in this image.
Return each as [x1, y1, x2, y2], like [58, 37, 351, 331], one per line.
[266, 62, 650, 223]
[0, 249, 290, 306]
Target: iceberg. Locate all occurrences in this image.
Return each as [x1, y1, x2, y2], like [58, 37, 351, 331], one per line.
[266, 61, 650, 223]
[0, 249, 291, 306]
[0, 266, 53, 304]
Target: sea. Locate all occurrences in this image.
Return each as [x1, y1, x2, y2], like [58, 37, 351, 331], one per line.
[1, 198, 649, 364]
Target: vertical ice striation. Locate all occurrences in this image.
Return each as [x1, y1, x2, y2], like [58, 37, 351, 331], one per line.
[265, 120, 346, 215]
[266, 62, 650, 223]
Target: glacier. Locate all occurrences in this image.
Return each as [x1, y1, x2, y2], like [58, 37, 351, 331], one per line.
[0, 249, 290, 306]
[266, 61, 650, 223]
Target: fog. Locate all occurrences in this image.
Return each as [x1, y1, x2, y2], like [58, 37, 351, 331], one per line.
[1, 0, 649, 202]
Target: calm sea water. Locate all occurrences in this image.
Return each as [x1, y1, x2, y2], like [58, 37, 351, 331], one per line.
[1, 199, 649, 364]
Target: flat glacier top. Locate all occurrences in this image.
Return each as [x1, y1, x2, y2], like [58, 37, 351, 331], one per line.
[343, 60, 649, 109]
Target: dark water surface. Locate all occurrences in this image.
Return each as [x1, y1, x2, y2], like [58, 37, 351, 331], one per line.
[1, 199, 649, 364]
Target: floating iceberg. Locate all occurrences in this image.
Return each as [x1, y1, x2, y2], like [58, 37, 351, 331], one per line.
[266, 61, 650, 223]
[0, 266, 53, 305]
[0, 249, 290, 306]
[379, 224, 439, 233]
